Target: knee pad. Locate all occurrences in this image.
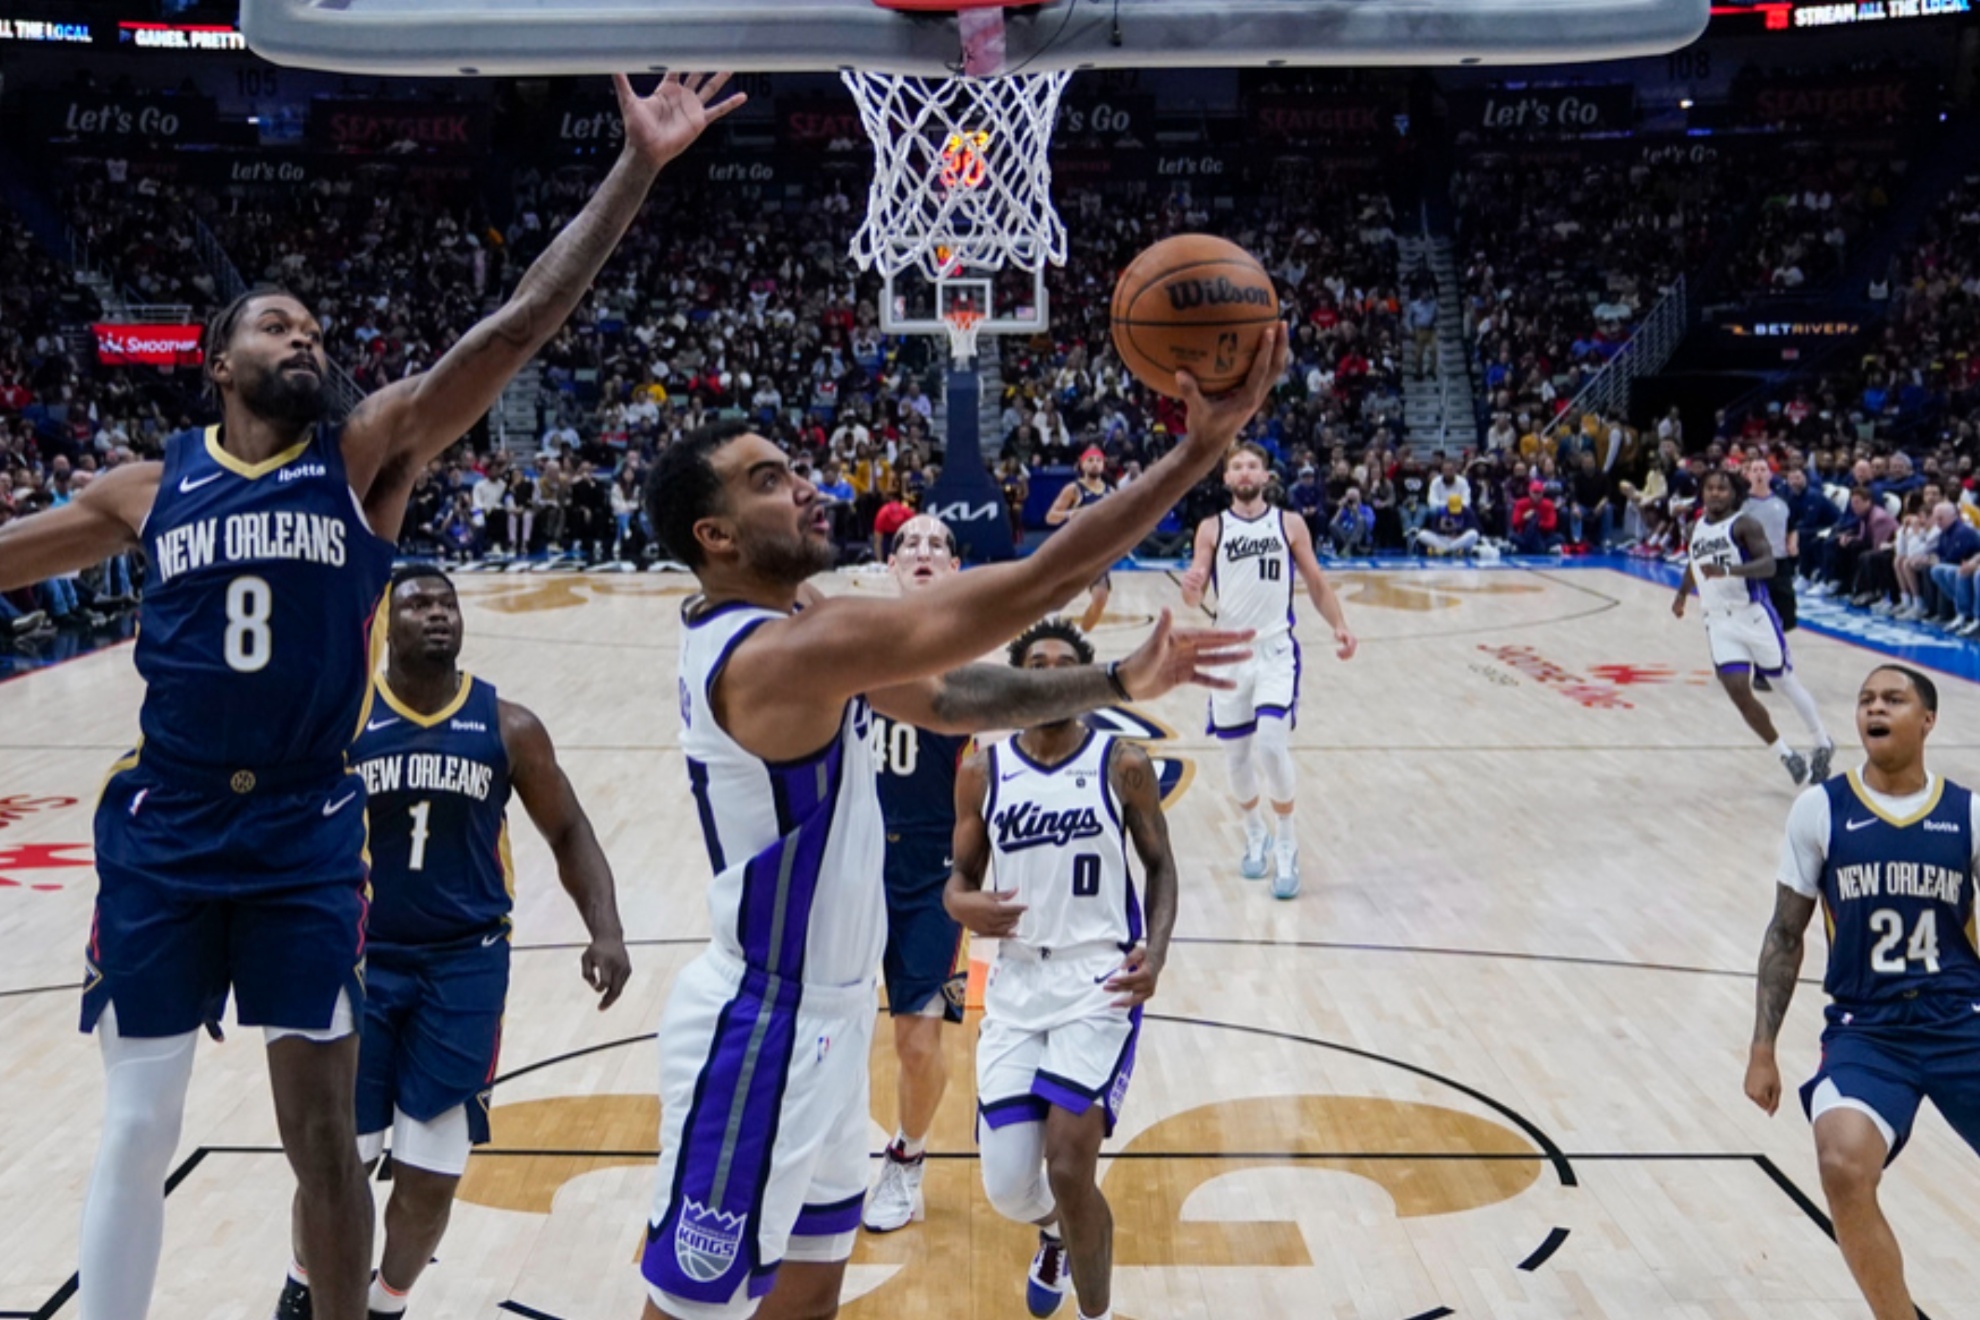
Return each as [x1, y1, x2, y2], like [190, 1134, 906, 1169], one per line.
[1226, 735, 1259, 803]
[1255, 719, 1296, 804]
[979, 1123, 1054, 1225]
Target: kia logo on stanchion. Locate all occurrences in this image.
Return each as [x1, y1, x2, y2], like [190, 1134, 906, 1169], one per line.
[927, 500, 1001, 524]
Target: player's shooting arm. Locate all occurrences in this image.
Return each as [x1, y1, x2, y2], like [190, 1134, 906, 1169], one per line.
[502, 700, 631, 1009]
[1177, 517, 1217, 609]
[0, 462, 155, 591]
[1751, 884, 1815, 1052]
[1107, 741, 1176, 1006]
[344, 74, 744, 533]
[732, 333, 1285, 723]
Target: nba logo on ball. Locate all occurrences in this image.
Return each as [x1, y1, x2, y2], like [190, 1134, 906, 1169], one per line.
[675, 1198, 746, 1283]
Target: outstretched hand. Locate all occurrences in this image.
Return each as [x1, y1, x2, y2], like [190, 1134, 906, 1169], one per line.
[1115, 608, 1254, 701]
[613, 72, 747, 171]
[1175, 322, 1289, 454]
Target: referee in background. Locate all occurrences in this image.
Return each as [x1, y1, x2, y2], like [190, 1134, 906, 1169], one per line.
[1745, 458, 1797, 692]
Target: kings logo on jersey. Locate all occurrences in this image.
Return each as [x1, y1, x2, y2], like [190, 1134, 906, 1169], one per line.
[675, 1197, 747, 1284]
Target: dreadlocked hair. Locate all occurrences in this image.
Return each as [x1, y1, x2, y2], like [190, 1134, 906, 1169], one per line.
[1007, 616, 1095, 668]
[203, 283, 302, 400]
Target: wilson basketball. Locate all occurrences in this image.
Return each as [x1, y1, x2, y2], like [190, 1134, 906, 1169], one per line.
[1110, 234, 1280, 398]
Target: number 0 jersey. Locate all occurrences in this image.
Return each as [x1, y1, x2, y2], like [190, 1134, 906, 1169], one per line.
[1210, 507, 1295, 642]
[678, 600, 886, 988]
[1780, 771, 1980, 1008]
[137, 425, 395, 777]
[352, 675, 515, 951]
[982, 728, 1142, 952]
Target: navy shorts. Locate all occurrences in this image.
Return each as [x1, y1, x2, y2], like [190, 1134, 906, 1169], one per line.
[356, 938, 509, 1145]
[881, 834, 966, 1023]
[84, 759, 370, 1038]
[1798, 995, 1980, 1163]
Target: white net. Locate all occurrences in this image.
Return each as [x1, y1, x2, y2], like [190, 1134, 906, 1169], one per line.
[942, 307, 984, 365]
[843, 69, 1072, 282]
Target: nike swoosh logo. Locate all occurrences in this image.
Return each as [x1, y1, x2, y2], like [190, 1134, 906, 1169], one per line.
[178, 471, 224, 493]
[365, 717, 400, 732]
[322, 792, 358, 817]
[481, 933, 504, 947]
[1001, 769, 1025, 781]
[1846, 818, 1876, 831]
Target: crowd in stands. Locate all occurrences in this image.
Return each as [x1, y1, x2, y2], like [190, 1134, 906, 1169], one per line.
[1730, 149, 1903, 295]
[8, 116, 1980, 654]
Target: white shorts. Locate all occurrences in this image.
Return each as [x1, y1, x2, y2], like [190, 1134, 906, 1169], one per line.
[1705, 600, 1789, 676]
[642, 946, 876, 1320]
[1206, 631, 1301, 738]
[977, 945, 1142, 1138]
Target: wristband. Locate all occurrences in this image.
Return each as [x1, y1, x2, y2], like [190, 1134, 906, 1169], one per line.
[1104, 660, 1131, 701]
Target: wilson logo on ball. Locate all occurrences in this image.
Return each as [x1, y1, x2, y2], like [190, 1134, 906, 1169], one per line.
[1163, 276, 1273, 311]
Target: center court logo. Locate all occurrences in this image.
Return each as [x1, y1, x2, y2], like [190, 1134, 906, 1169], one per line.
[674, 1197, 747, 1283]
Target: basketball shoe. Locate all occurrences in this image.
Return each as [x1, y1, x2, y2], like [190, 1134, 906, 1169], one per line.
[1809, 742, 1835, 784]
[1027, 1230, 1069, 1317]
[1272, 843, 1300, 901]
[1239, 829, 1271, 880]
[273, 1278, 312, 1320]
[863, 1139, 926, 1232]
[1781, 749, 1810, 786]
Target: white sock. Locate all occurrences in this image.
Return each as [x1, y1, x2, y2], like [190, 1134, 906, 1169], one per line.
[1242, 805, 1267, 842]
[1039, 1220, 1061, 1241]
[897, 1130, 926, 1159]
[289, 1261, 309, 1288]
[1079, 1309, 1113, 1320]
[1775, 672, 1831, 746]
[1770, 738, 1793, 761]
[369, 1273, 410, 1315]
[1275, 820, 1297, 861]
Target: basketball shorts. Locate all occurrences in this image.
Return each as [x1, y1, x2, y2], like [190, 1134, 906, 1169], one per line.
[1703, 601, 1789, 677]
[977, 943, 1142, 1138]
[1798, 995, 1980, 1164]
[882, 834, 967, 1023]
[1206, 631, 1302, 738]
[356, 938, 509, 1150]
[643, 945, 876, 1320]
[84, 757, 369, 1039]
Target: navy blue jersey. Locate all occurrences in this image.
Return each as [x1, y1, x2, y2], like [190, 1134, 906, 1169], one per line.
[353, 675, 515, 950]
[1819, 774, 1980, 1008]
[137, 425, 395, 776]
[872, 713, 966, 843]
[1073, 479, 1113, 509]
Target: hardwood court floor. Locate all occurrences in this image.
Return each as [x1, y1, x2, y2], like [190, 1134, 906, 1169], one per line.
[2, 563, 1977, 1319]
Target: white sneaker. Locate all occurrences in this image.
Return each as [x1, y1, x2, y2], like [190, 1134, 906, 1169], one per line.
[1239, 832, 1272, 880]
[1272, 844, 1301, 900]
[1871, 600, 1895, 616]
[862, 1142, 925, 1233]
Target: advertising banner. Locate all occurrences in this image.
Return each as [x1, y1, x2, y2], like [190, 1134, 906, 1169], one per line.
[93, 324, 204, 368]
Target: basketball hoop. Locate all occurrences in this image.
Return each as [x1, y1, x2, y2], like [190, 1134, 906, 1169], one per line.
[942, 305, 985, 366]
[843, 67, 1071, 282]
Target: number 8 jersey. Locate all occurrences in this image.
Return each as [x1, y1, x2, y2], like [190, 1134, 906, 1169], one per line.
[1781, 771, 1980, 1008]
[982, 728, 1143, 952]
[138, 425, 396, 775]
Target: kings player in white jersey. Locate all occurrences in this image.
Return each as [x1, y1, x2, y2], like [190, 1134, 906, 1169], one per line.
[945, 619, 1178, 1320]
[1179, 443, 1355, 898]
[1673, 467, 1835, 785]
[636, 327, 1283, 1320]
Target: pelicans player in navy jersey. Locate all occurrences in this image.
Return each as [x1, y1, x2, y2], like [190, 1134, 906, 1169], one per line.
[1045, 447, 1118, 633]
[639, 326, 1279, 1320]
[272, 566, 629, 1320]
[1673, 468, 1835, 785]
[864, 515, 972, 1234]
[1179, 443, 1355, 898]
[945, 619, 1178, 1320]
[1746, 665, 1980, 1320]
[0, 73, 740, 1320]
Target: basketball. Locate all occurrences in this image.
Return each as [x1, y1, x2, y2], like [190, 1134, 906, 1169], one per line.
[1109, 234, 1280, 398]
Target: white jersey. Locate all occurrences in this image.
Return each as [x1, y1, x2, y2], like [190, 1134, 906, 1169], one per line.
[1210, 507, 1295, 641]
[1688, 511, 1771, 615]
[983, 729, 1141, 952]
[677, 600, 886, 988]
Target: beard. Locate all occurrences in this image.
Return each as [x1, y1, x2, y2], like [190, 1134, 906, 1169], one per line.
[1231, 481, 1264, 501]
[745, 523, 837, 585]
[241, 364, 329, 427]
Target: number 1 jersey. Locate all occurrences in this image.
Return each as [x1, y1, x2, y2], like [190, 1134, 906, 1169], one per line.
[137, 425, 396, 775]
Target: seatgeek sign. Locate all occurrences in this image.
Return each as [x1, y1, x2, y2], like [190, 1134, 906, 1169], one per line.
[93, 324, 204, 368]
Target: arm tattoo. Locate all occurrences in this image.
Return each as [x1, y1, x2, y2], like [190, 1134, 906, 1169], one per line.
[1754, 889, 1815, 1046]
[929, 663, 1114, 732]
